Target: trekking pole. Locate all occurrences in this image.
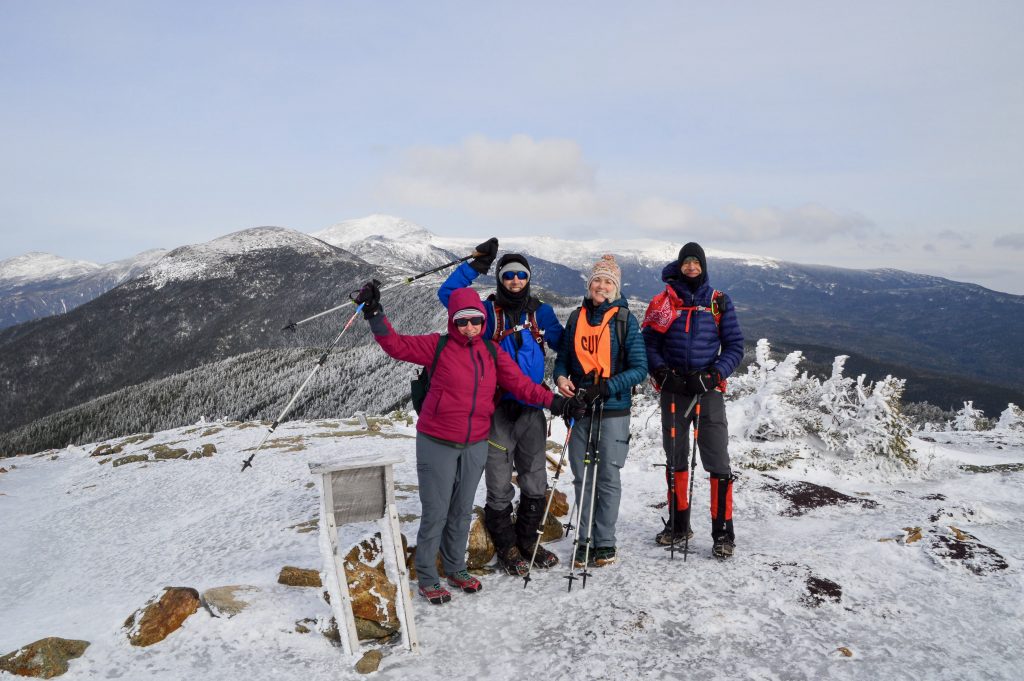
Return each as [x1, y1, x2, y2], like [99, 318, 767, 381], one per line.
[281, 253, 476, 331]
[241, 304, 365, 472]
[668, 394, 677, 561]
[564, 421, 592, 593]
[523, 418, 574, 588]
[579, 400, 605, 589]
[683, 396, 702, 561]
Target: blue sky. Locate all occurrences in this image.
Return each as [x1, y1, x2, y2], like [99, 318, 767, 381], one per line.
[2, 1, 1022, 293]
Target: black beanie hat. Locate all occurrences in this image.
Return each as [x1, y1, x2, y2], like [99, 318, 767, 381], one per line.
[676, 242, 708, 288]
[494, 253, 531, 310]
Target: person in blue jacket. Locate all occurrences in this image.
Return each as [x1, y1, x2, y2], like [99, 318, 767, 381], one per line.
[641, 242, 744, 558]
[554, 254, 648, 568]
[438, 238, 565, 575]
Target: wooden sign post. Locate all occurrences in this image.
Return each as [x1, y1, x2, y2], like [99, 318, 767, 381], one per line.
[310, 454, 418, 656]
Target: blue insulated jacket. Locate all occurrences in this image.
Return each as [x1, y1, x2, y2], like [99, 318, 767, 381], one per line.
[642, 261, 744, 378]
[438, 261, 564, 406]
[554, 297, 648, 412]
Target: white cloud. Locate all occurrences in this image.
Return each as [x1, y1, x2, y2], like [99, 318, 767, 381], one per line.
[994, 233, 1024, 250]
[630, 197, 700, 233]
[383, 134, 606, 221]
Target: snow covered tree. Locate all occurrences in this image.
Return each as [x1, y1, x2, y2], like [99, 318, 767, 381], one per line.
[733, 339, 806, 441]
[996, 403, 1024, 432]
[818, 355, 858, 452]
[952, 401, 989, 431]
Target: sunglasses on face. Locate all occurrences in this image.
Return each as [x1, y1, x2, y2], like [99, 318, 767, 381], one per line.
[454, 317, 485, 328]
[501, 270, 530, 281]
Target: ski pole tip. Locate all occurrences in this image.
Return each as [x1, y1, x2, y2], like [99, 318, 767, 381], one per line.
[240, 455, 254, 472]
[281, 321, 297, 333]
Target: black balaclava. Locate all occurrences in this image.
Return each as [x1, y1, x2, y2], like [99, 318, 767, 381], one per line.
[494, 253, 532, 314]
[677, 242, 708, 292]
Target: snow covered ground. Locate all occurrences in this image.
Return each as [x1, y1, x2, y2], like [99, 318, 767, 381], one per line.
[1, 413, 1021, 680]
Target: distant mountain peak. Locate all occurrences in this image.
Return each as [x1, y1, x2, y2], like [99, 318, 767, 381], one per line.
[312, 215, 433, 247]
[0, 252, 101, 283]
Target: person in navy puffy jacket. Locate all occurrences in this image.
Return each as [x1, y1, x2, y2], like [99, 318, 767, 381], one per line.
[438, 239, 566, 576]
[641, 242, 744, 559]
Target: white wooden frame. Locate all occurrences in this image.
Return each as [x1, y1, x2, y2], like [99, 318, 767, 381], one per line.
[310, 454, 419, 657]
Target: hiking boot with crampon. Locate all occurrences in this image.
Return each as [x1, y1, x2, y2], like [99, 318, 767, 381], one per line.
[418, 583, 452, 605]
[655, 522, 694, 546]
[592, 546, 617, 567]
[496, 546, 530, 576]
[712, 537, 736, 559]
[523, 543, 559, 568]
[572, 545, 592, 568]
[446, 569, 483, 593]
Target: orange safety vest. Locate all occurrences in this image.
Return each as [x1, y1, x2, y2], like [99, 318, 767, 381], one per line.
[573, 307, 618, 378]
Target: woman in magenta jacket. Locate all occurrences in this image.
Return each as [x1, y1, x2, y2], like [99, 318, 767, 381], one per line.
[354, 281, 580, 605]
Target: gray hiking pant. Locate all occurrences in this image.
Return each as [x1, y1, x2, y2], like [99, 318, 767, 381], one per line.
[661, 390, 731, 475]
[568, 412, 630, 549]
[484, 403, 548, 510]
[414, 433, 488, 588]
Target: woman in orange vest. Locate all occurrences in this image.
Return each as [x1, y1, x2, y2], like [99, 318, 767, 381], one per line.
[553, 254, 648, 568]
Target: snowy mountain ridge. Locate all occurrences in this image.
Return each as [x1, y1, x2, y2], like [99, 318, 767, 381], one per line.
[0, 251, 102, 283]
[137, 227, 344, 290]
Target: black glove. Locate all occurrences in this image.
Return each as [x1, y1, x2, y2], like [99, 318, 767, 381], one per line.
[653, 367, 686, 394]
[352, 279, 382, 319]
[550, 394, 587, 421]
[576, 383, 605, 406]
[684, 367, 721, 395]
[469, 237, 499, 274]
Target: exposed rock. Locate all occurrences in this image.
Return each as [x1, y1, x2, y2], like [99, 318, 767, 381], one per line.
[145, 444, 187, 459]
[546, 488, 569, 517]
[278, 566, 322, 587]
[802, 576, 842, 607]
[355, 649, 384, 674]
[540, 512, 564, 543]
[112, 454, 149, 467]
[294, 618, 314, 634]
[202, 585, 257, 618]
[321, 617, 341, 645]
[467, 506, 495, 568]
[0, 467, 7, 474]
[0, 637, 89, 678]
[124, 587, 201, 647]
[342, 534, 399, 638]
[836, 646, 854, 657]
[762, 477, 879, 516]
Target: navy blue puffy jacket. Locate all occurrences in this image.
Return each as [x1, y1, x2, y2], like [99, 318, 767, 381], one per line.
[642, 262, 744, 378]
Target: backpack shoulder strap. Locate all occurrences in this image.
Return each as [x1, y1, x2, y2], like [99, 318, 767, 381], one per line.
[430, 334, 449, 373]
[615, 306, 630, 373]
[710, 290, 723, 328]
[481, 337, 499, 364]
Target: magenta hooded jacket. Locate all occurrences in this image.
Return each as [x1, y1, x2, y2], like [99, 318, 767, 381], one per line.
[371, 287, 555, 445]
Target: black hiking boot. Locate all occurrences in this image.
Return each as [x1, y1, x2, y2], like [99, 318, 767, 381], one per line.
[712, 537, 735, 559]
[592, 546, 617, 567]
[655, 522, 694, 546]
[521, 542, 559, 568]
[496, 545, 530, 576]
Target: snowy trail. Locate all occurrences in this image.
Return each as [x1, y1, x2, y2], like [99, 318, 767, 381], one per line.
[1, 421, 1022, 680]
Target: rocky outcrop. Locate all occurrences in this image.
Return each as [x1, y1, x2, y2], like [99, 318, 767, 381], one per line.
[343, 535, 399, 639]
[201, 585, 257, 618]
[124, 587, 201, 647]
[467, 506, 494, 569]
[0, 637, 89, 678]
[278, 566, 322, 587]
[355, 649, 384, 674]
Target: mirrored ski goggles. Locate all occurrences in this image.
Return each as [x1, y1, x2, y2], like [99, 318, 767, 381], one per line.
[501, 270, 530, 281]
[454, 317, 486, 327]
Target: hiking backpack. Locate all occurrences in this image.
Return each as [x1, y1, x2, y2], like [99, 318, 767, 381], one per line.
[410, 335, 499, 414]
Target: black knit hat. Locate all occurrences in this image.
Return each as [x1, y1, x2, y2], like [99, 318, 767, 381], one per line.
[677, 242, 708, 288]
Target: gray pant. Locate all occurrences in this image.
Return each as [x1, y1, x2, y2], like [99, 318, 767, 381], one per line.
[484, 403, 548, 510]
[568, 412, 630, 549]
[661, 390, 731, 475]
[414, 433, 488, 588]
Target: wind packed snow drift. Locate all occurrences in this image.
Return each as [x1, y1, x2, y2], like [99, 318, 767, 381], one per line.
[1, 342, 1022, 680]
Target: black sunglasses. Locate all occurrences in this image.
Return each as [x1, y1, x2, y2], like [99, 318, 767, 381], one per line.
[455, 317, 485, 327]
